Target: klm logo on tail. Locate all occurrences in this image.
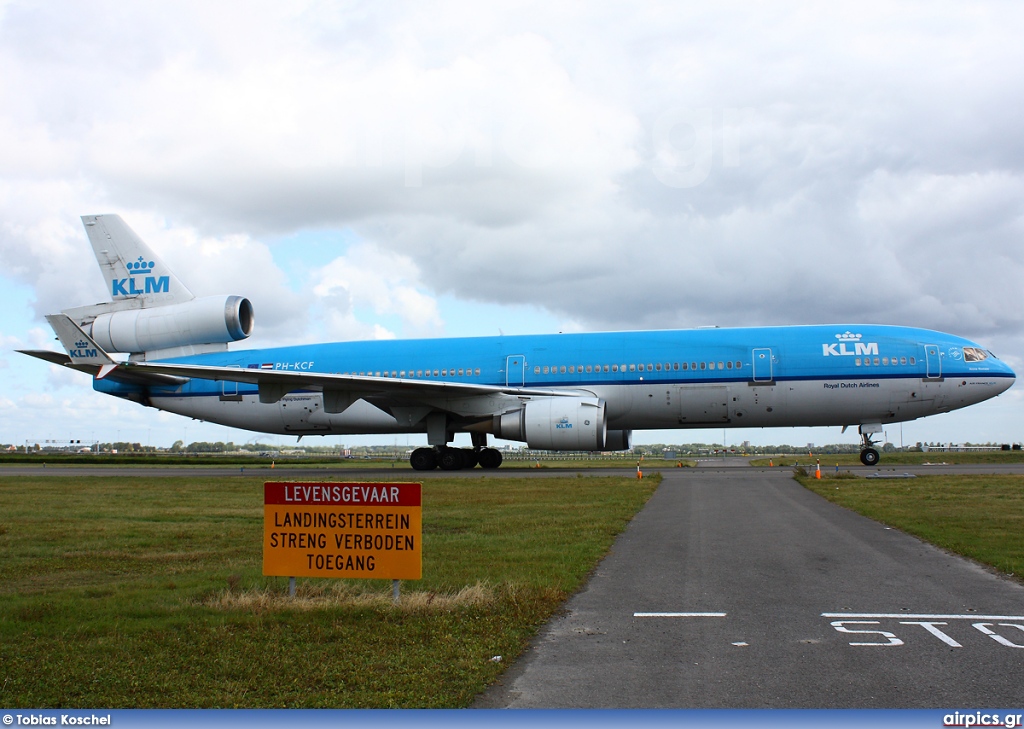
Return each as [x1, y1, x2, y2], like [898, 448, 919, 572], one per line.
[822, 331, 879, 357]
[69, 339, 99, 359]
[112, 257, 170, 297]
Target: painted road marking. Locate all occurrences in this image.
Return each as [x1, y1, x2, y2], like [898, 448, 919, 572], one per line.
[633, 612, 728, 617]
[822, 613, 1024, 621]
[824, 614, 1024, 648]
[632, 612, 1024, 649]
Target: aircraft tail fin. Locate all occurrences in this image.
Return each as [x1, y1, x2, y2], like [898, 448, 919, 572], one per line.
[45, 313, 118, 378]
[81, 215, 194, 306]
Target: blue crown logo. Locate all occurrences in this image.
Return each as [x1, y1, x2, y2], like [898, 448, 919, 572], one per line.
[127, 257, 156, 275]
[835, 331, 862, 341]
[559, 417, 569, 424]
[75, 340, 89, 348]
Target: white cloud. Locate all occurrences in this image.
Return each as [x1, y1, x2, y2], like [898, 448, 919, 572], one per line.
[1, 1, 1022, 445]
[312, 242, 443, 339]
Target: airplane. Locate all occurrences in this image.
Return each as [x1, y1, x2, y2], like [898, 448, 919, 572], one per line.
[19, 214, 1016, 470]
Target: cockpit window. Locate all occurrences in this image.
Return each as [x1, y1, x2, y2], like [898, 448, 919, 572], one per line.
[963, 347, 988, 362]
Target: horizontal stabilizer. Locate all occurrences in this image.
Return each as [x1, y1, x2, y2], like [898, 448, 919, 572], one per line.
[45, 313, 116, 369]
[30, 314, 187, 386]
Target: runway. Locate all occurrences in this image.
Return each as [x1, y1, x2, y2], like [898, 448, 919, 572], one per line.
[476, 466, 1024, 708]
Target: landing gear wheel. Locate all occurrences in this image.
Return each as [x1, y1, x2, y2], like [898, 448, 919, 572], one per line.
[478, 448, 503, 469]
[461, 448, 479, 468]
[410, 447, 437, 471]
[860, 448, 880, 466]
[438, 447, 464, 471]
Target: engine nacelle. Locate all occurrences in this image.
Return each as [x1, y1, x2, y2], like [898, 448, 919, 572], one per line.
[87, 295, 254, 354]
[495, 397, 607, 450]
[604, 429, 632, 451]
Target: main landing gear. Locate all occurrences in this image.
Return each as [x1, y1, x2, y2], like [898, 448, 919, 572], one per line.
[410, 446, 503, 471]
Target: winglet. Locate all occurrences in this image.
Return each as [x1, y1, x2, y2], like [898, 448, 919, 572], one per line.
[44, 313, 117, 374]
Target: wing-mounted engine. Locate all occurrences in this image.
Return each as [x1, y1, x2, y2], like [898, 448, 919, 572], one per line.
[494, 396, 609, 450]
[82, 295, 253, 358]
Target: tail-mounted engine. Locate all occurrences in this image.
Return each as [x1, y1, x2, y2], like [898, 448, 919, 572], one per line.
[85, 295, 254, 356]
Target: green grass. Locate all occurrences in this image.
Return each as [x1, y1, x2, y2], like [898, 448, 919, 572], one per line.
[0, 474, 658, 708]
[753, 450, 1024, 467]
[799, 473, 1024, 580]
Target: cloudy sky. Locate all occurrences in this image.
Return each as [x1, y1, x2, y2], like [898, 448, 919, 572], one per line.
[1, 1, 1021, 450]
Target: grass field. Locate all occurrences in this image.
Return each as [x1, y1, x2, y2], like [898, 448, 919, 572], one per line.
[0, 473, 658, 708]
[753, 451, 1024, 467]
[799, 472, 1024, 580]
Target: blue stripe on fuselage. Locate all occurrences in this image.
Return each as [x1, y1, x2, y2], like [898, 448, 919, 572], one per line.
[94, 324, 1015, 398]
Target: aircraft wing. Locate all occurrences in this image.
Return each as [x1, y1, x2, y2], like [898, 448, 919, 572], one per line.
[116, 359, 585, 411]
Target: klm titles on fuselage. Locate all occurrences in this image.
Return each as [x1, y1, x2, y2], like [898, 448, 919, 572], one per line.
[822, 342, 879, 357]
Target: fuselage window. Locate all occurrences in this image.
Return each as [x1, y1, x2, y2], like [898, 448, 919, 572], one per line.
[656, 363, 662, 371]
[586, 365, 592, 373]
[872, 358, 879, 366]
[700, 362, 706, 370]
[718, 361, 724, 370]
[560, 365, 566, 374]
[691, 362, 697, 370]
[474, 368, 480, 376]
[647, 363, 653, 371]
[736, 361, 742, 369]
[612, 364, 619, 372]
[400, 370, 406, 377]
[534, 366, 540, 374]
[603, 364, 610, 372]
[442, 369, 447, 376]
[629, 364, 636, 372]
[709, 362, 715, 370]
[673, 362, 679, 371]
[855, 358, 861, 366]
[543, 366, 550, 374]
[569, 365, 575, 373]
[899, 357, 906, 366]
[726, 361, 733, 369]
[681, 362, 688, 370]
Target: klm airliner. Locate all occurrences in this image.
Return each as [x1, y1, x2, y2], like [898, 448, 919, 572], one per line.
[20, 215, 1016, 470]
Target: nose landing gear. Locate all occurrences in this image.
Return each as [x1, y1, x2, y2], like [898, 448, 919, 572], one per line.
[858, 424, 882, 466]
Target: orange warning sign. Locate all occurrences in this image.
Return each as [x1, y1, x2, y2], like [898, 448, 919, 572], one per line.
[263, 482, 422, 580]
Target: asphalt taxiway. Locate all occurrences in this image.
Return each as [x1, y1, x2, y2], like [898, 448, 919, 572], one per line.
[476, 465, 1024, 708]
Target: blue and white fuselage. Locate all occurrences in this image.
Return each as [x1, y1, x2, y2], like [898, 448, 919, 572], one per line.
[96, 324, 1013, 463]
[23, 215, 1015, 470]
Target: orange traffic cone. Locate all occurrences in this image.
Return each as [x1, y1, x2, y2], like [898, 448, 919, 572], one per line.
[815, 460, 821, 479]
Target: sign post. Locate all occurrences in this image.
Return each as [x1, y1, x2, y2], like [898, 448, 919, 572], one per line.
[263, 482, 422, 594]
